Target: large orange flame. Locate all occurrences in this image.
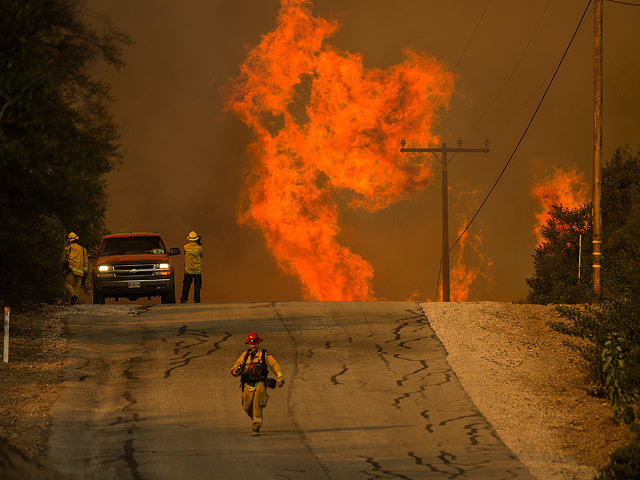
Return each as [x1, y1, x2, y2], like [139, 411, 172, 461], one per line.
[532, 167, 588, 245]
[449, 225, 492, 302]
[442, 191, 493, 302]
[225, 0, 454, 300]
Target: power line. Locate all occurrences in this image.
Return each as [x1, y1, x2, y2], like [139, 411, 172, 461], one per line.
[79, 7, 113, 25]
[448, 0, 593, 252]
[472, 0, 552, 129]
[607, 0, 640, 6]
[498, 69, 554, 135]
[420, 0, 492, 115]
[435, 259, 442, 301]
[407, 0, 491, 301]
[451, 0, 493, 72]
[401, 142, 489, 302]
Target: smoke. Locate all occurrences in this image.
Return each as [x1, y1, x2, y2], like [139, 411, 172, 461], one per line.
[87, 0, 640, 302]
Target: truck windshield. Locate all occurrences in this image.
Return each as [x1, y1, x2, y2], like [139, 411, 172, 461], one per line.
[99, 236, 166, 256]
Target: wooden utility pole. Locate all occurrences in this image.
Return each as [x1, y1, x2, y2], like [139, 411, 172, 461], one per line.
[593, 0, 603, 295]
[3, 306, 9, 363]
[401, 139, 489, 302]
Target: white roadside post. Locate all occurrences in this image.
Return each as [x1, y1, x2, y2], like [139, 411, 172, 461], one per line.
[3, 306, 9, 363]
[578, 234, 582, 282]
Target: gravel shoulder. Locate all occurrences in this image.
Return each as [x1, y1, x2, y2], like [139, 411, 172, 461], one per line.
[420, 301, 628, 480]
[0, 304, 140, 479]
[0, 301, 629, 479]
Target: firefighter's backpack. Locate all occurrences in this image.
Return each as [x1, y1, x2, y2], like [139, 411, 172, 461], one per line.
[240, 349, 269, 383]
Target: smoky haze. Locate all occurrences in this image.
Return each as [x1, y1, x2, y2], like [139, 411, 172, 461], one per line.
[86, 0, 640, 302]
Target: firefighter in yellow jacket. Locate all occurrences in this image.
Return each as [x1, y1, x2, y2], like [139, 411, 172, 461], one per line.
[231, 332, 284, 435]
[180, 231, 203, 303]
[61, 232, 88, 305]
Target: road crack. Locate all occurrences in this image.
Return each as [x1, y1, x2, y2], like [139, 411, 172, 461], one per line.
[164, 329, 232, 378]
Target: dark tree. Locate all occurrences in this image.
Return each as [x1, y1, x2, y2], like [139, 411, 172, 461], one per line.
[0, 0, 131, 304]
[601, 145, 640, 298]
[526, 204, 593, 304]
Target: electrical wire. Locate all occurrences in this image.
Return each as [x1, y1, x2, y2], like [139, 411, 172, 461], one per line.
[448, 0, 593, 253]
[79, 7, 113, 25]
[451, 0, 493, 72]
[420, 0, 492, 116]
[607, 0, 640, 6]
[435, 259, 442, 301]
[400, 2, 491, 301]
[499, 69, 554, 135]
[472, 0, 552, 129]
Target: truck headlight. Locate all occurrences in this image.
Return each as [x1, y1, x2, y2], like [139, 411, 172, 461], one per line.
[98, 265, 111, 272]
[158, 263, 170, 269]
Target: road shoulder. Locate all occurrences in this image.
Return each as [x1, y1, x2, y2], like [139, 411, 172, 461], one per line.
[420, 301, 627, 480]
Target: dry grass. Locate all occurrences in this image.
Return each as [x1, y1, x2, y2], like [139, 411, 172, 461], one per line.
[0, 306, 67, 459]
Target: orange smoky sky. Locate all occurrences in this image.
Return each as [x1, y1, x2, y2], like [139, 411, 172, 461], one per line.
[86, 0, 640, 302]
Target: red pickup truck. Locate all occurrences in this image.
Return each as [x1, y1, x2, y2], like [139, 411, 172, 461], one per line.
[92, 232, 180, 304]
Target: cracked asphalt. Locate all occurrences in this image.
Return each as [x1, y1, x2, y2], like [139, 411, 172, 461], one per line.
[46, 302, 534, 479]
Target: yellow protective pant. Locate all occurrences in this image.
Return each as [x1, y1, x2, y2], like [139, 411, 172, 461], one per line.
[64, 272, 82, 300]
[241, 382, 269, 429]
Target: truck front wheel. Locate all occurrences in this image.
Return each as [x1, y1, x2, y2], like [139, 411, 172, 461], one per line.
[93, 290, 105, 304]
[161, 286, 176, 304]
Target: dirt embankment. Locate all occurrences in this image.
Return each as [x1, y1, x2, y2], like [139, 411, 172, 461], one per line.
[0, 302, 629, 479]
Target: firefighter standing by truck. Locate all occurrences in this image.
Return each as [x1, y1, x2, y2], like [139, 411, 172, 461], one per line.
[231, 332, 284, 436]
[180, 230, 203, 303]
[61, 232, 88, 305]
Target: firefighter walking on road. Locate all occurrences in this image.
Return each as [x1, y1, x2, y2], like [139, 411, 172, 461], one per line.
[231, 332, 284, 436]
[61, 232, 88, 305]
[180, 230, 203, 303]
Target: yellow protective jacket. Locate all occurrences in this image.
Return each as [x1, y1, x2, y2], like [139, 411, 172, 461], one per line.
[231, 348, 284, 386]
[62, 243, 88, 277]
[183, 241, 203, 274]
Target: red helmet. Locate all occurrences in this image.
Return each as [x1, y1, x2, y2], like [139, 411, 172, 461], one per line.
[245, 332, 263, 344]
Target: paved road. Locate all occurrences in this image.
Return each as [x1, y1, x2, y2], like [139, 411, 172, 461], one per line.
[47, 302, 533, 479]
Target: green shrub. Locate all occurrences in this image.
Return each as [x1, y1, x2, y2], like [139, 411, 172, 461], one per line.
[554, 298, 640, 423]
[553, 298, 639, 479]
[596, 434, 640, 480]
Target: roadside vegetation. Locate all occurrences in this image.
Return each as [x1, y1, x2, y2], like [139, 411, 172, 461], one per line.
[0, 0, 131, 305]
[526, 146, 640, 479]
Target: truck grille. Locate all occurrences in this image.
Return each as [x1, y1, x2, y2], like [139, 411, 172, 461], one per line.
[112, 263, 156, 278]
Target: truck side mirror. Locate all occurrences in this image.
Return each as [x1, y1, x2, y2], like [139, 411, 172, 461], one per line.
[169, 248, 180, 256]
